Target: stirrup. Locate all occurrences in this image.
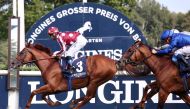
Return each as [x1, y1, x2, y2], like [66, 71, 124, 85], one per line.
[65, 66, 75, 73]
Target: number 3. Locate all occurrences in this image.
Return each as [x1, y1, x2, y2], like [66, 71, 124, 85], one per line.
[76, 61, 83, 72]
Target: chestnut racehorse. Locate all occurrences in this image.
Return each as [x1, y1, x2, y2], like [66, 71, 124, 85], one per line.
[11, 43, 150, 109]
[120, 41, 190, 109]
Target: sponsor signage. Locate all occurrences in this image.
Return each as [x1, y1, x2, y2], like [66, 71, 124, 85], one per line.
[25, 2, 146, 60]
[0, 76, 8, 109]
[19, 75, 189, 109]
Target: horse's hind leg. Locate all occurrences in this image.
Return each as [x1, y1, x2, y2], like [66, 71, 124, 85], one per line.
[42, 93, 62, 106]
[25, 84, 51, 109]
[69, 97, 85, 108]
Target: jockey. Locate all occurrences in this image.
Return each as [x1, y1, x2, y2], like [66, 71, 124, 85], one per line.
[48, 25, 88, 73]
[152, 29, 190, 70]
[155, 29, 179, 50]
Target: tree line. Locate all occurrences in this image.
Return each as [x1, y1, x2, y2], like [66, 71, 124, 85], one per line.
[0, 0, 190, 69]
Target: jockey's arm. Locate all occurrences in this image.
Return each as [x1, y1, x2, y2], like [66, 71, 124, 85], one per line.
[158, 44, 170, 50]
[56, 37, 66, 56]
[156, 40, 177, 55]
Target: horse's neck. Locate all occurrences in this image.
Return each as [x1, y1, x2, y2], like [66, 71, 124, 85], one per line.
[145, 54, 171, 74]
[31, 50, 52, 73]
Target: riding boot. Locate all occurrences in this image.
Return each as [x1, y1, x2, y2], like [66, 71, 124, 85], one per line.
[65, 56, 75, 73]
[177, 54, 190, 66]
[182, 75, 189, 93]
[177, 54, 190, 72]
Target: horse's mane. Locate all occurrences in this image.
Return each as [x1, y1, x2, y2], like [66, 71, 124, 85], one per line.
[142, 42, 172, 60]
[32, 44, 52, 55]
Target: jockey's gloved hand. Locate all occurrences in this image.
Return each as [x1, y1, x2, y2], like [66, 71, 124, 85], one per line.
[152, 49, 157, 54]
[53, 54, 61, 60]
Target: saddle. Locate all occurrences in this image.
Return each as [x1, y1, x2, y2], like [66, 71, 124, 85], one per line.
[59, 56, 87, 78]
[59, 56, 87, 90]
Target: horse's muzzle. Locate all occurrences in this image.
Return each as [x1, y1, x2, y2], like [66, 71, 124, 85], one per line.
[10, 60, 22, 69]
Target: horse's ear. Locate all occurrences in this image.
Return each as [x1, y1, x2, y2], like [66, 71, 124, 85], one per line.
[25, 41, 31, 47]
[135, 40, 142, 45]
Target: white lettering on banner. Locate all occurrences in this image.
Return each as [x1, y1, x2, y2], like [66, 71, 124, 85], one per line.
[98, 81, 123, 104]
[28, 81, 46, 104]
[134, 81, 148, 103]
[95, 8, 118, 22]
[132, 34, 141, 41]
[56, 7, 94, 18]
[75, 49, 122, 60]
[119, 18, 141, 41]
[119, 18, 135, 35]
[27, 5, 142, 43]
[122, 81, 134, 103]
[28, 16, 56, 43]
[49, 92, 74, 104]
[28, 80, 187, 104]
[87, 38, 103, 43]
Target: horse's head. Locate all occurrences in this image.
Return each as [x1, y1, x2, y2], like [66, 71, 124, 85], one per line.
[11, 43, 52, 68]
[118, 41, 151, 76]
[122, 41, 152, 65]
[11, 43, 34, 68]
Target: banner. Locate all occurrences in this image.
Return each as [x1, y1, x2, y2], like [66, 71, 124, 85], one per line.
[26, 3, 146, 54]
[19, 75, 189, 109]
[0, 76, 8, 109]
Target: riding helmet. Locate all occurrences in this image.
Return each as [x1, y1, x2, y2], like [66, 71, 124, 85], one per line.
[160, 30, 174, 40]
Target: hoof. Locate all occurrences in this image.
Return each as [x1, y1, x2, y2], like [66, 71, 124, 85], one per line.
[129, 104, 144, 109]
[25, 105, 30, 109]
[69, 100, 75, 109]
[54, 101, 62, 106]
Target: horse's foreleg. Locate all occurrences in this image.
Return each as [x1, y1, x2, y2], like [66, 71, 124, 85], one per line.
[25, 84, 51, 109]
[69, 97, 85, 109]
[139, 82, 159, 108]
[42, 93, 62, 106]
[157, 88, 169, 109]
[132, 81, 159, 109]
[179, 93, 190, 107]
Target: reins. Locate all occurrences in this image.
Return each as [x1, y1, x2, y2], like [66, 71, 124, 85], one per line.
[22, 57, 56, 65]
[125, 43, 153, 66]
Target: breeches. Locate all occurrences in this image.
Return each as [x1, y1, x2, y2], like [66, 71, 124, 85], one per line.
[65, 35, 87, 57]
[174, 45, 190, 55]
[172, 45, 190, 63]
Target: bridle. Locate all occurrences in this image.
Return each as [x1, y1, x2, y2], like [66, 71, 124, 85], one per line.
[12, 48, 55, 68]
[124, 43, 153, 66]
